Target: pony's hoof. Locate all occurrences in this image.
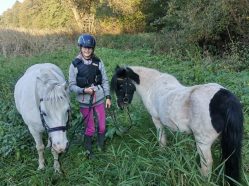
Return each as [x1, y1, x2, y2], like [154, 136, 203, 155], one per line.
[85, 151, 94, 159]
[54, 169, 62, 174]
[97, 146, 104, 152]
[53, 162, 61, 173]
[37, 165, 45, 171]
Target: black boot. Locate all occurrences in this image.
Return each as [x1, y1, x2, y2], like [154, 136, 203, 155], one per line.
[97, 133, 105, 152]
[84, 135, 93, 159]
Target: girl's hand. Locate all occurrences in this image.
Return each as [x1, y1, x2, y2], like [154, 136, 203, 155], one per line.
[106, 99, 111, 109]
[84, 87, 94, 95]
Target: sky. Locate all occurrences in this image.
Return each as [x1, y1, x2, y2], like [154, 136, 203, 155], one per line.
[0, 0, 24, 15]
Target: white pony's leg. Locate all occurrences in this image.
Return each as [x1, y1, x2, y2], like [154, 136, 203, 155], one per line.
[196, 142, 213, 177]
[29, 127, 45, 170]
[152, 117, 166, 147]
[51, 148, 61, 173]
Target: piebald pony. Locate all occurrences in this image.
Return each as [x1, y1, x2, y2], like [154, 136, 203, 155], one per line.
[111, 66, 243, 185]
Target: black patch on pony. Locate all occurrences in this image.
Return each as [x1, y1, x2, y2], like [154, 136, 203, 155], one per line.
[209, 88, 243, 183]
[111, 66, 140, 92]
[126, 67, 140, 84]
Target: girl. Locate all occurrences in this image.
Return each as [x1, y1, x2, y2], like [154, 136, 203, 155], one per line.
[69, 34, 111, 158]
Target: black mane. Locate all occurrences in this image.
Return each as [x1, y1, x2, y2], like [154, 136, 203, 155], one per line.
[111, 66, 140, 92]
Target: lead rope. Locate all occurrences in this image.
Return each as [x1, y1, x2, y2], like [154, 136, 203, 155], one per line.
[67, 93, 94, 144]
[124, 105, 134, 132]
[107, 104, 135, 134]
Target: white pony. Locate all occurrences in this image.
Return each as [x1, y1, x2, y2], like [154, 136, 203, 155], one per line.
[111, 66, 243, 185]
[14, 63, 70, 172]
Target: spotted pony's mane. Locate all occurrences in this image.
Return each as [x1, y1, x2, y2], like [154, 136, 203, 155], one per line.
[111, 66, 140, 92]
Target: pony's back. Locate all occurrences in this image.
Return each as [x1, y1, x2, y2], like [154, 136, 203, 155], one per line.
[25, 63, 65, 82]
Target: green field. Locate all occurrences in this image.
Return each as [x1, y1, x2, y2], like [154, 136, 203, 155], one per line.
[1, 38, 249, 185]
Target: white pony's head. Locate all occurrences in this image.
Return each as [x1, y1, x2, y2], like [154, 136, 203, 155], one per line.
[37, 71, 70, 154]
[111, 66, 139, 109]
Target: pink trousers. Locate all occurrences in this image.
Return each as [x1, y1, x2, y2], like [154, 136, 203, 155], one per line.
[80, 103, 106, 136]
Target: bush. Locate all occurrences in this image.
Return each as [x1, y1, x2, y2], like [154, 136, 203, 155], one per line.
[159, 0, 249, 55]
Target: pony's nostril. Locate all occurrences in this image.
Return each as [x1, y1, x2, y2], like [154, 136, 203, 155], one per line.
[123, 97, 129, 104]
[60, 148, 64, 153]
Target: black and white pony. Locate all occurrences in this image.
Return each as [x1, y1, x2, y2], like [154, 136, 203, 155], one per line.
[111, 66, 243, 184]
[14, 63, 71, 172]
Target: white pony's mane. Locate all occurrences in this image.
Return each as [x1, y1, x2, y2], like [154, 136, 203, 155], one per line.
[44, 81, 68, 102]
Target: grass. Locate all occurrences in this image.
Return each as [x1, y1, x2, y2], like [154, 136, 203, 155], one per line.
[0, 32, 249, 185]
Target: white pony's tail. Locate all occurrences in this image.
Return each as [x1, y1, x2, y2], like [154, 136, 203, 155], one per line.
[210, 88, 243, 185]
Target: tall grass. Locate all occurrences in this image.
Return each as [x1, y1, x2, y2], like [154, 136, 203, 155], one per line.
[0, 28, 77, 57]
[0, 29, 249, 185]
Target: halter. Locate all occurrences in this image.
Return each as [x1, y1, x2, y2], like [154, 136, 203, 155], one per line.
[117, 77, 136, 104]
[39, 98, 70, 133]
[111, 77, 136, 133]
[122, 78, 130, 104]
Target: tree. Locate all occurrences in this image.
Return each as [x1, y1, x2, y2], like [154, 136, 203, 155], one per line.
[62, 0, 99, 31]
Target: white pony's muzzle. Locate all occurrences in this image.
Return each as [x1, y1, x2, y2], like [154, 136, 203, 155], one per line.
[51, 132, 68, 154]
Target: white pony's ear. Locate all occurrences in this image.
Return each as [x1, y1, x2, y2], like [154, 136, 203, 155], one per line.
[61, 81, 66, 88]
[61, 81, 68, 91]
[62, 81, 70, 94]
[36, 76, 46, 98]
[36, 76, 46, 87]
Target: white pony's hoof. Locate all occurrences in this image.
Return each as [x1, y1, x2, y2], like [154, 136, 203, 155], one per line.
[53, 161, 61, 173]
[37, 165, 45, 170]
[200, 167, 210, 177]
[54, 168, 62, 174]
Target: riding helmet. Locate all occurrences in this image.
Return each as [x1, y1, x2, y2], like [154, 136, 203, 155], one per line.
[77, 34, 96, 48]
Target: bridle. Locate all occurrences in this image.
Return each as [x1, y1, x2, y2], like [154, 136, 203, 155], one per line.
[122, 78, 130, 104]
[108, 77, 136, 133]
[39, 98, 71, 133]
[117, 77, 135, 105]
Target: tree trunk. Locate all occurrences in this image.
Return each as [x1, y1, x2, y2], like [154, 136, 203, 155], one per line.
[62, 0, 84, 31]
[71, 7, 84, 31]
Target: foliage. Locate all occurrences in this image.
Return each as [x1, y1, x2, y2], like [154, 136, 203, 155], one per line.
[140, 0, 169, 31]
[160, 0, 249, 53]
[95, 0, 146, 33]
[0, 0, 248, 57]
[0, 0, 75, 29]
[0, 0, 147, 34]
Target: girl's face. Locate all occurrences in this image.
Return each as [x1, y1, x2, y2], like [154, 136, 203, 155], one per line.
[81, 47, 93, 59]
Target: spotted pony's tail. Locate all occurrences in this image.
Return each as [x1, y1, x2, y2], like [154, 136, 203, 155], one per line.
[210, 88, 243, 185]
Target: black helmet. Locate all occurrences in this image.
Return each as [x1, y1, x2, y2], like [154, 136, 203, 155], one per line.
[77, 34, 96, 48]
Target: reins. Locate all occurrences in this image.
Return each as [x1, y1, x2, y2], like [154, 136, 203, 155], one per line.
[66, 93, 95, 146]
[124, 105, 134, 131]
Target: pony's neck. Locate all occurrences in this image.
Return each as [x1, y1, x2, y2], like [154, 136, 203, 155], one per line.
[130, 66, 181, 92]
[130, 67, 183, 106]
[130, 67, 159, 98]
